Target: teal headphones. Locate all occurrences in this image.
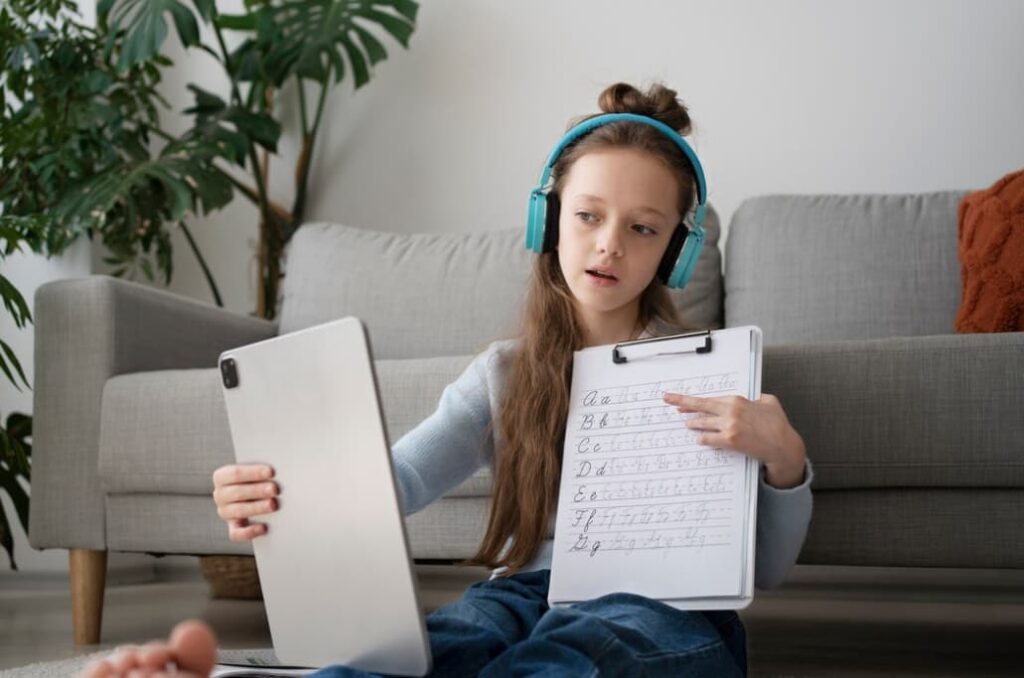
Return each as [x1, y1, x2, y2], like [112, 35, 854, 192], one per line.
[524, 112, 707, 289]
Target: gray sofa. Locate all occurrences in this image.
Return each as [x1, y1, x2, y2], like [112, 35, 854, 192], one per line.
[30, 192, 1024, 652]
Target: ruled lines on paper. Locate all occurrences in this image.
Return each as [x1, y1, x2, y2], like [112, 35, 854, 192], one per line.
[563, 372, 743, 560]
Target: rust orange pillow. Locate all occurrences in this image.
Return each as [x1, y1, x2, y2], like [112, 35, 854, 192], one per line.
[954, 168, 1024, 332]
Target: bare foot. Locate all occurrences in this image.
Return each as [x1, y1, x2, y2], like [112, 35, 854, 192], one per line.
[81, 619, 218, 677]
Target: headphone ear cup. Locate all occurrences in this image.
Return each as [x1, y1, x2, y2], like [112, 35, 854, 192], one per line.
[543, 192, 561, 253]
[657, 223, 689, 284]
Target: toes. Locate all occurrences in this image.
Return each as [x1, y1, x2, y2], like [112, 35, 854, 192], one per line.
[137, 642, 173, 670]
[81, 658, 115, 678]
[109, 647, 141, 673]
[168, 620, 217, 676]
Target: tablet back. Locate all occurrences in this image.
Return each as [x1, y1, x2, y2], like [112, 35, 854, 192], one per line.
[218, 316, 431, 676]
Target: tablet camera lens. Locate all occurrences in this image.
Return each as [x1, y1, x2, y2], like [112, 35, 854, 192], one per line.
[221, 358, 239, 389]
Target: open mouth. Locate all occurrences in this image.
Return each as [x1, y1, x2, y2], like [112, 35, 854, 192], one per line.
[586, 269, 618, 281]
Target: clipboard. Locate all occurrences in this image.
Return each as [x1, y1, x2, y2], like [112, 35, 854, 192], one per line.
[548, 325, 763, 611]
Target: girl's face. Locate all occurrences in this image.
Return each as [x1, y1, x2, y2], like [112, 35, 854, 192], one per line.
[556, 147, 681, 327]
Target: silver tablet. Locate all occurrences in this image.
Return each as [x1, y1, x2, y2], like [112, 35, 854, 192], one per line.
[218, 316, 432, 676]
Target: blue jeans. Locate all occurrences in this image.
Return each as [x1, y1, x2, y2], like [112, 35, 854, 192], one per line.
[312, 568, 747, 677]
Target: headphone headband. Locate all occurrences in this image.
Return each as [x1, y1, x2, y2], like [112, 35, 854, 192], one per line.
[535, 113, 706, 209]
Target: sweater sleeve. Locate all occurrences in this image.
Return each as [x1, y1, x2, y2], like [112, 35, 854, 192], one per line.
[390, 345, 498, 515]
[753, 456, 815, 589]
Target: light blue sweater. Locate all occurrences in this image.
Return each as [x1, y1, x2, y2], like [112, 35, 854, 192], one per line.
[391, 337, 814, 589]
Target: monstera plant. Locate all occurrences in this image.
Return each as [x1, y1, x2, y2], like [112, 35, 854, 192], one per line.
[0, 0, 418, 568]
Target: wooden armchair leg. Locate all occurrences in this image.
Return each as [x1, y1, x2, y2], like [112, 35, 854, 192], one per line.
[69, 548, 107, 645]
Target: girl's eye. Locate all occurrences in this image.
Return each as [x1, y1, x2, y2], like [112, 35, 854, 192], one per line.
[576, 211, 596, 224]
[633, 224, 656, 236]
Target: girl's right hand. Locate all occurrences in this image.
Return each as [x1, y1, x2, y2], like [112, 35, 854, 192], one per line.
[212, 464, 278, 542]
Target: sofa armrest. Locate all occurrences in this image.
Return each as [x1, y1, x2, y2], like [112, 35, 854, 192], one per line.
[29, 275, 279, 551]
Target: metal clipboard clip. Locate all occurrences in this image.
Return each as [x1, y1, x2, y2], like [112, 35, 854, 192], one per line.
[611, 329, 713, 364]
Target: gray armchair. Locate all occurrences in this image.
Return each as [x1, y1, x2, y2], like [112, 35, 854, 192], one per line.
[30, 280, 277, 643]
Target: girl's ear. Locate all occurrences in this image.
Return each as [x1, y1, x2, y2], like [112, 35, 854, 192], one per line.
[543, 192, 561, 252]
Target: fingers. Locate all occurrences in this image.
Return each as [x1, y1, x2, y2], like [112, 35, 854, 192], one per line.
[228, 518, 268, 542]
[663, 392, 722, 413]
[212, 463, 274, 488]
[211, 464, 279, 531]
[683, 414, 719, 432]
[213, 480, 278, 507]
[216, 496, 277, 522]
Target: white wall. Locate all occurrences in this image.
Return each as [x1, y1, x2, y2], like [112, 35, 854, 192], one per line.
[115, 0, 1024, 318]
[304, 0, 1024, 239]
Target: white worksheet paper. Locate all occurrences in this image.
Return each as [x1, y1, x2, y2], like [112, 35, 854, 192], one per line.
[549, 326, 762, 609]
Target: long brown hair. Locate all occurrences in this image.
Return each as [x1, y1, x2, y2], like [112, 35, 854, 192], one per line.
[463, 82, 701, 574]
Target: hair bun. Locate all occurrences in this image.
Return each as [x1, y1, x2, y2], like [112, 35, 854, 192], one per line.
[597, 82, 692, 136]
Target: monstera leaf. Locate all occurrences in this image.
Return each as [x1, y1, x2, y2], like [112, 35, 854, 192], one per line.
[182, 84, 282, 163]
[51, 138, 234, 281]
[230, 0, 417, 86]
[99, 0, 214, 71]
[101, 0, 417, 90]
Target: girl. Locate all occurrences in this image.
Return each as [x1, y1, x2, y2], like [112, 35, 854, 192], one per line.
[84, 82, 812, 678]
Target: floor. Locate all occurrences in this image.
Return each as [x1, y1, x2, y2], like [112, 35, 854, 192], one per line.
[2, 560, 1023, 676]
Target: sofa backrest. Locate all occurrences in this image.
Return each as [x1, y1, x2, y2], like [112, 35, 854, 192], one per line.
[724, 191, 969, 345]
[277, 206, 725, 359]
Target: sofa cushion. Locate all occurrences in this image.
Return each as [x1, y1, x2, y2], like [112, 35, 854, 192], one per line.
[98, 355, 493, 497]
[762, 333, 1024, 491]
[725, 192, 969, 345]
[954, 168, 1024, 332]
[276, 210, 724, 360]
[98, 329, 1024, 496]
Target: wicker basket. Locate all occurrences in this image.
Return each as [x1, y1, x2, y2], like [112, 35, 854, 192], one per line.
[199, 555, 263, 600]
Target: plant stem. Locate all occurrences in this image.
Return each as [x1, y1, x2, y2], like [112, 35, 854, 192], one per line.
[290, 72, 331, 229]
[179, 221, 223, 307]
[148, 126, 177, 144]
[209, 9, 277, 318]
[298, 78, 310, 139]
[214, 164, 293, 224]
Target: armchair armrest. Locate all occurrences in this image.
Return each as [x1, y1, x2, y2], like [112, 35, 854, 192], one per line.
[29, 275, 278, 551]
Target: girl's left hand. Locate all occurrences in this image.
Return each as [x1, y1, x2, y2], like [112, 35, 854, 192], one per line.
[662, 392, 807, 489]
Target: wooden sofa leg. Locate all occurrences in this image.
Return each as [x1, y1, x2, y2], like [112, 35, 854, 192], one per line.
[69, 548, 107, 645]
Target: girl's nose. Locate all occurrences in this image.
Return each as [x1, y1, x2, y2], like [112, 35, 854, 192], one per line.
[597, 225, 624, 257]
